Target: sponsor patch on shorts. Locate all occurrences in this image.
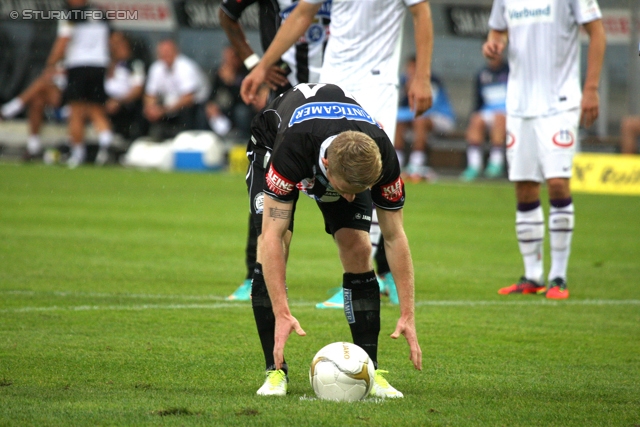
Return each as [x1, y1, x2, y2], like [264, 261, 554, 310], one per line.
[254, 192, 264, 213]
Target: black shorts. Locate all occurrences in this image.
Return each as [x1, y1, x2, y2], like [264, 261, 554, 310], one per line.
[65, 66, 107, 104]
[316, 191, 373, 236]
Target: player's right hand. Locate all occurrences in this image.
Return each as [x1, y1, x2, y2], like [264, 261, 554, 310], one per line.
[390, 316, 422, 371]
[273, 313, 306, 370]
[241, 65, 267, 105]
[482, 40, 505, 60]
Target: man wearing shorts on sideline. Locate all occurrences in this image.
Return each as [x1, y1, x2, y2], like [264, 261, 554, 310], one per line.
[45, 0, 113, 168]
[485, 0, 606, 299]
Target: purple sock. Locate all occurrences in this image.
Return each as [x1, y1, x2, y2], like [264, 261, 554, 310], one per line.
[550, 197, 572, 208]
[517, 200, 541, 212]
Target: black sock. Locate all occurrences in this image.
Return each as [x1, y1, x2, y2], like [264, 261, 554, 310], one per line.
[245, 216, 258, 280]
[251, 263, 287, 373]
[343, 271, 380, 367]
[374, 235, 390, 276]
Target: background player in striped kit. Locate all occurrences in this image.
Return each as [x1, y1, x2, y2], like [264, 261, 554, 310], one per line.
[219, 0, 330, 302]
[485, 0, 606, 299]
[240, 0, 434, 309]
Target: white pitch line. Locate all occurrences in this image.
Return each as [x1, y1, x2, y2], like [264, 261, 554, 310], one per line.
[416, 299, 640, 307]
[2, 290, 227, 301]
[1, 299, 639, 314]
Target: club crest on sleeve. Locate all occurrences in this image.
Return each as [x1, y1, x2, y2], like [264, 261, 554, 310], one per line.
[254, 192, 264, 213]
[266, 165, 295, 196]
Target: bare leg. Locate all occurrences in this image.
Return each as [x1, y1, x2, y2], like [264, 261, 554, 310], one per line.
[68, 102, 86, 145]
[620, 116, 640, 154]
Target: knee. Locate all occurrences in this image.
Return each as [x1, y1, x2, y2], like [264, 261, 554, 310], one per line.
[515, 181, 540, 203]
[547, 178, 570, 199]
[466, 114, 485, 142]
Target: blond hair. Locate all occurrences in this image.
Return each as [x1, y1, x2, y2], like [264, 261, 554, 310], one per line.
[327, 131, 382, 188]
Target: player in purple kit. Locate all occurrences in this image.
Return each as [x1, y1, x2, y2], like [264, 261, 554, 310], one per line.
[486, 0, 606, 299]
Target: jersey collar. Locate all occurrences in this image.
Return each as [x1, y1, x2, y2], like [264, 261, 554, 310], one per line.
[318, 135, 338, 177]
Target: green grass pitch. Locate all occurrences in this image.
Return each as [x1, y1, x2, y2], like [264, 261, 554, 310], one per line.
[1, 163, 638, 426]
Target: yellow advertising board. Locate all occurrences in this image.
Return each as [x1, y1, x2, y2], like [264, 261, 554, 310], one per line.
[572, 153, 640, 196]
[228, 145, 249, 173]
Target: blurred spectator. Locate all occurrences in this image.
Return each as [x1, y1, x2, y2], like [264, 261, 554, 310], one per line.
[44, 0, 113, 168]
[0, 64, 67, 161]
[205, 46, 255, 139]
[460, 55, 509, 181]
[620, 115, 640, 154]
[105, 31, 147, 145]
[144, 39, 211, 141]
[395, 56, 455, 182]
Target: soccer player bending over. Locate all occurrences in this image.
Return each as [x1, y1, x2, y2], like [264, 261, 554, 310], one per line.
[246, 83, 422, 397]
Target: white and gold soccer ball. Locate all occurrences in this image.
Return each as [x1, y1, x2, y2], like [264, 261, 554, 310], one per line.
[309, 342, 375, 402]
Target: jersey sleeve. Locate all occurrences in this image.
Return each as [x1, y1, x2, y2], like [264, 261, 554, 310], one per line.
[488, 0, 508, 31]
[571, 0, 602, 25]
[219, 0, 258, 22]
[371, 137, 405, 210]
[130, 59, 146, 87]
[57, 19, 73, 38]
[144, 63, 161, 96]
[402, 0, 428, 7]
[264, 134, 312, 203]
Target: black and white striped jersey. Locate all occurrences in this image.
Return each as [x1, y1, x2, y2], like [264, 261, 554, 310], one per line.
[220, 0, 330, 87]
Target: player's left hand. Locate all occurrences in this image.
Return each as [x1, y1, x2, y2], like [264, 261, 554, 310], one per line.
[390, 316, 422, 371]
[580, 87, 600, 128]
[265, 65, 290, 91]
[273, 313, 306, 370]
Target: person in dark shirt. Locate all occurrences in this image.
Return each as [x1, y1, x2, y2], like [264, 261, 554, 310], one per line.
[219, 0, 330, 301]
[246, 83, 421, 398]
[205, 46, 254, 139]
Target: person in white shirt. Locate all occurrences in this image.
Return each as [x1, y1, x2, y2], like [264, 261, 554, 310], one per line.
[240, 0, 433, 399]
[486, 0, 606, 299]
[144, 40, 211, 141]
[43, 0, 113, 167]
[241, 0, 432, 136]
